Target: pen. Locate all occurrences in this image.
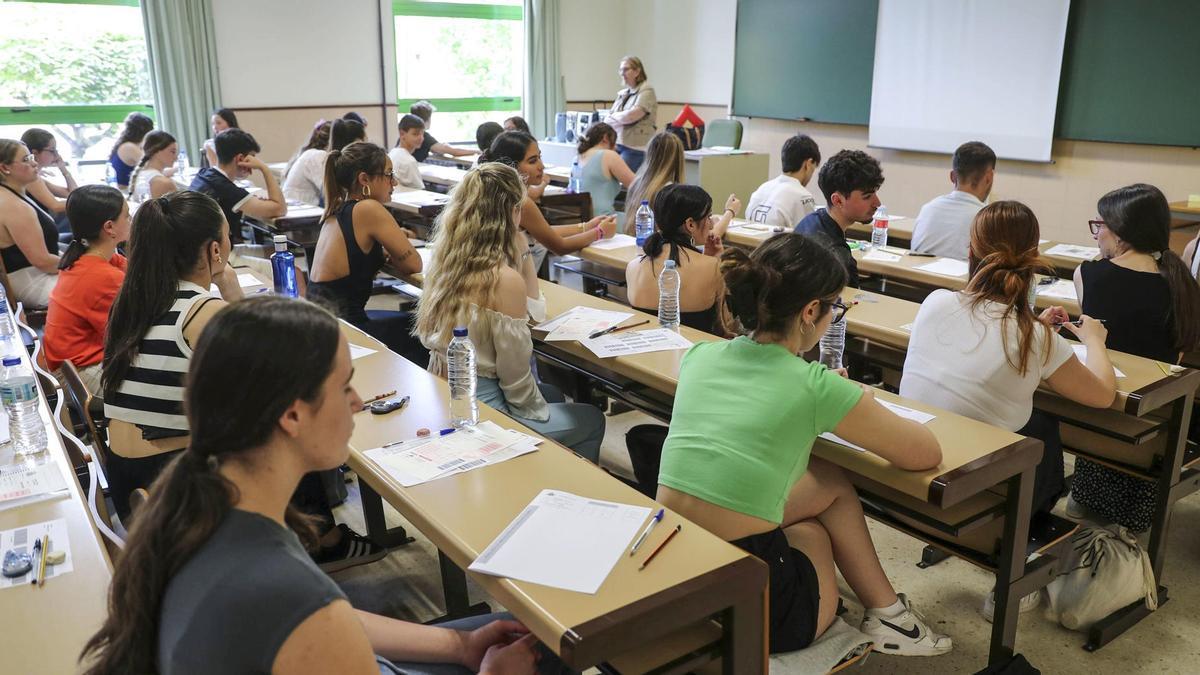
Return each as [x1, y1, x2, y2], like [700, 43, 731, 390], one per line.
[638, 524, 681, 571]
[588, 319, 651, 340]
[629, 508, 664, 556]
[439, 428, 456, 436]
[30, 537, 42, 586]
[907, 251, 936, 257]
[1051, 319, 1106, 327]
[37, 535, 48, 587]
[363, 390, 397, 405]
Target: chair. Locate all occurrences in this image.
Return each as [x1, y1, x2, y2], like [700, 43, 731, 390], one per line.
[701, 119, 743, 150]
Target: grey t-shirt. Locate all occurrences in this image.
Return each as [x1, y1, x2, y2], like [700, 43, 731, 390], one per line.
[158, 509, 348, 674]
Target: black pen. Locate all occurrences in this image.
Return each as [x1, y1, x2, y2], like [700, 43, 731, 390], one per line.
[907, 251, 936, 257]
[588, 319, 650, 340]
[1052, 319, 1106, 327]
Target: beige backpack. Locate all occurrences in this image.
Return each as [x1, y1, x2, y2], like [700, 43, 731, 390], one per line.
[1044, 526, 1158, 631]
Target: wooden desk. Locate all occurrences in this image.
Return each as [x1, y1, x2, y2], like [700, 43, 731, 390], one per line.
[341, 324, 767, 672]
[419, 164, 568, 196]
[1168, 200, 1200, 223]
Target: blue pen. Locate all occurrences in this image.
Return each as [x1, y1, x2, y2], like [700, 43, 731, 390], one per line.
[629, 508, 665, 556]
[439, 428, 456, 436]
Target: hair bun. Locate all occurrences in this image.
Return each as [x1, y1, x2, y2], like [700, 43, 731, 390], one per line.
[720, 248, 773, 331]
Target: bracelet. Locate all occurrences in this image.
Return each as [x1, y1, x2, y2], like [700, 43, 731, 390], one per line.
[725, 208, 735, 216]
[578, 222, 585, 233]
[594, 226, 603, 242]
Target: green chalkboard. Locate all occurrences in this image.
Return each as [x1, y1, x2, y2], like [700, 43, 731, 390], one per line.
[731, 0, 878, 125]
[1056, 0, 1200, 146]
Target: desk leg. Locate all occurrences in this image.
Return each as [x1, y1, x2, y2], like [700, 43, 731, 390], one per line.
[434, 550, 491, 621]
[358, 479, 415, 549]
[721, 583, 767, 674]
[989, 467, 1034, 666]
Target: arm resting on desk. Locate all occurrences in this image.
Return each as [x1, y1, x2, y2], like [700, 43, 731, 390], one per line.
[431, 142, 476, 158]
[832, 387, 942, 471]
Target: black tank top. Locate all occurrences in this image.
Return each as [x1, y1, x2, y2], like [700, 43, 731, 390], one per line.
[307, 200, 383, 325]
[0, 184, 58, 274]
[632, 249, 720, 335]
[1079, 258, 1176, 363]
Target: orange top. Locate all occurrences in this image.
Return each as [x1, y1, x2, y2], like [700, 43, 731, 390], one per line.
[44, 253, 127, 371]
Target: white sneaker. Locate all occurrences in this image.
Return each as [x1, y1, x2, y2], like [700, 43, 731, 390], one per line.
[860, 593, 953, 656]
[981, 588, 1041, 624]
[1065, 495, 1087, 520]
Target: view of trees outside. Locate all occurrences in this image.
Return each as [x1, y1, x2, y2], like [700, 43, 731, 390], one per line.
[0, 1, 151, 175]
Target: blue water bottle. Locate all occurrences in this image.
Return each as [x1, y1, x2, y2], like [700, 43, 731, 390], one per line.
[271, 235, 298, 297]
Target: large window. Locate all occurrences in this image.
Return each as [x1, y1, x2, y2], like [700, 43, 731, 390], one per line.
[393, 0, 523, 143]
[0, 0, 153, 181]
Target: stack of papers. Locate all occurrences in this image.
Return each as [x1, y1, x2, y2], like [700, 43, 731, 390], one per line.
[1072, 345, 1126, 378]
[589, 233, 637, 250]
[820, 401, 935, 454]
[916, 258, 970, 277]
[862, 249, 902, 262]
[364, 421, 541, 487]
[1036, 278, 1078, 301]
[469, 489, 651, 593]
[1044, 243, 1100, 260]
[582, 328, 693, 358]
[0, 461, 68, 513]
[535, 307, 633, 342]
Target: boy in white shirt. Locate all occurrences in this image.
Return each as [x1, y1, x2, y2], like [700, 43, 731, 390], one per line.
[746, 134, 820, 228]
[388, 114, 427, 190]
[911, 141, 996, 260]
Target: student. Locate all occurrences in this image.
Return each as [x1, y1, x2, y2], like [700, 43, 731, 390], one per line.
[109, 112, 154, 190]
[575, 122, 636, 224]
[480, 132, 617, 266]
[43, 185, 129, 393]
[330, 117, 367, 153]
[388, 114, 427, 190]
[308, 142, 426, 366]
[623, 131, 684, 230]
[605, 56, 657, 173]
[900, 202, 1117, 617]
[1069, 184, 1200, 531]
[0, 139, 61, 307]
[128, 131, 183, 202]
[911, 141, 996, 260]
[1185, 229, 1200, 280]
[201, 107, 239, 168]
[80, 296, 553, 675]
[282, 119, 333, 205]
[189, 128, 286, 244]
[503, 116, 531, 134]
[409, 101, 475, 162]
[746, 134, 820, 229]
[625, 184, 731, 334]
[415, 163, 606, 462]
[342, 110, 368, 127]
[476, 121, 503, 153]
[795, 149, 884, 289]
[658, 233, 950, 656]
[20, 128, 77, 220]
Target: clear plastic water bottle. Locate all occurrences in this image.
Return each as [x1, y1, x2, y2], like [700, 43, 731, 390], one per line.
[271, 235, 298, 298]
[658, 259, 680, 331]
[104, 160, 116, 186]
[635, 200, 654, 247]
[568, 159, 582, 194]
[176, 149, 190, 175]
[447, 327, 478, 428]
[870, 205, 890, 249]
[0, 285, 15, 340]
[0, 357, 46, 456]
[819, 320, 846, 370]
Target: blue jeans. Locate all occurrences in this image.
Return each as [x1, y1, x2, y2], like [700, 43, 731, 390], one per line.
[476, 378, 605, 464]
[382, 612, 577, 674]
[617, 144, 645, 174]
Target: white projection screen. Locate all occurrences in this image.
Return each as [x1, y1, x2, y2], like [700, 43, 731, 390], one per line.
[868, 0, 1071, 162]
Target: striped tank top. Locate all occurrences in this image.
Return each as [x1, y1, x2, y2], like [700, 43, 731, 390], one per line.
[104, 281, 215, 436]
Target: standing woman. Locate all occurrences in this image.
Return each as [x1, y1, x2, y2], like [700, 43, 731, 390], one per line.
[623, 131, 685, 231]
[415, 163, 606, 462]
[0, 139, 61, 307]
[201, 107, 239, 168]
[127, 131, 183, 202]
[1068, 184, 1200, 530]
[108, 112, 154, 191]
[575, 122, 636, 226]
[605, 56, 657, 173]
[21, 128, 77, 221]
[282, 119, 333, 205]
[44, 185, 129, 393]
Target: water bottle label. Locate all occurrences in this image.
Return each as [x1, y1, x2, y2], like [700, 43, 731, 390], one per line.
[0, 381, 36, 405]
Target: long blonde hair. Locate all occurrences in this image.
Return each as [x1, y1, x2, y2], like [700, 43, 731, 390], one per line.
[624, 131, 685, 228]
[414, 163, 527, 346]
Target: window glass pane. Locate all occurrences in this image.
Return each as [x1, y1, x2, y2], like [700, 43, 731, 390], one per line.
[423, 0, 521, 5]
[0, 122, 123, 184]
[426, 110, 516, 145]
[394, 16, 522, 100]
[0, 2, 152, 107]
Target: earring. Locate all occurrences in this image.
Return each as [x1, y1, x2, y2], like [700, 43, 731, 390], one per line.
[800, 321, 814, 336]
[215, 254, 222, 265]
[363, 184, 372, 197]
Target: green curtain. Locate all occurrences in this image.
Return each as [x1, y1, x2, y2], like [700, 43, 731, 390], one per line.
[140, 0, 221, 166]
[524, 0, 565, 139]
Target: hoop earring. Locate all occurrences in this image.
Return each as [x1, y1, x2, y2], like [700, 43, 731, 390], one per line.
[363, 184, 372, 197]
[800, 321, 814, 336]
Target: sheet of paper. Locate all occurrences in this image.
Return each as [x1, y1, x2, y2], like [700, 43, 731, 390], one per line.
[348, 344, 376, 361]
[899, 322, 914, 333]
[0, 460, 68, 512]
[417, 247, 435, 271]
[469, 489, 651, 594]
[1044, 243, 1100, 260]
[542, 307, 633, 342]
[237, 272, 262, 288]
[588, 233, 637, 250]
[1036, 278, 1078, 300]
[820, 432, 870, 453]
[1038, 239, 1049, 244]
[819, 400, 933, 454]
[916, 258, 970, 277]
[0, 518, 73, 588]
[582, 328, 693, 358]
[364, 421, 541, 487]
[863, 249, 902, 262]
[1072, 345, 1126, 378]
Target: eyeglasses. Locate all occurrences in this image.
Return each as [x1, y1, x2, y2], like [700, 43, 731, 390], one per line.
[823, 298, 852, 324]
[1087, 218, 1105, 236]
[375, 171, 396, 180]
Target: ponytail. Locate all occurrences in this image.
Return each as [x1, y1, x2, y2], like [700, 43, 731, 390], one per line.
[1157, 250, 1200, 353]
[321, 142, 387, 224]
[126, 130, 177, 199]
[720, 233, 844, 335]
[60, 185, 125, 271]
[577, 122, 616, 156]
[642, 183, 710, 266]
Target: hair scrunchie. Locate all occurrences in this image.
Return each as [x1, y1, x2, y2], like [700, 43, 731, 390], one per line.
[1151, 250, 1164, 261]
[206, 454, 220, 471]
[156, 196, 171, 214]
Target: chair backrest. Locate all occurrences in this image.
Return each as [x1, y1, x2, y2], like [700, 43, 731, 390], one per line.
[60, 360, 109, 477]
[702, 119, 744, 149]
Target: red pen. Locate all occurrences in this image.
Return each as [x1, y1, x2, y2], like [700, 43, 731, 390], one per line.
[638, 524, 681, 571]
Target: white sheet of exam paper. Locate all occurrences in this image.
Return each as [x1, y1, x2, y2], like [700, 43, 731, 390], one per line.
[348, 344, 376, 361]
[1044, 243, 1100, 260]
[237, 273, 261, 288]
[582, 328, 693, 358]
[863, 250, 902, 262]
[1036, 279, 1078, 301]
[543, 307, 633, 342]
[915, 258, 970, 277]
[588, 233, 637, 250]
[1072, 345, 1125, 378]
[364, 421, 541, 487]
[469, 489, 652, 594]
[0, 460, 68, 512]
[820, 401, 934, 453]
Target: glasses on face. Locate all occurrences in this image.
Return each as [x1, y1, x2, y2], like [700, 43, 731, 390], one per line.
[1087, 219, 1105, 236]
[374, 171, 396, 181]
[823, 298, 852, 324]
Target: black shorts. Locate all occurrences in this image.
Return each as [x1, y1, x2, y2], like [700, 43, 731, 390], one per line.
[731, 528, 820, 653]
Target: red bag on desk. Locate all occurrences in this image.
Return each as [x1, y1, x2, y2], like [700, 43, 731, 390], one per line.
[666, 104, 705, 151]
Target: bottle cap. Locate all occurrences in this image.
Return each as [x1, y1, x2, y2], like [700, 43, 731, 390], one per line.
[273, 235, 287, 243]
[641, 200, 649, 205]
[663, 259, 677, 269]
[2, 357, 19, 367]
[452, 326, 468, 337]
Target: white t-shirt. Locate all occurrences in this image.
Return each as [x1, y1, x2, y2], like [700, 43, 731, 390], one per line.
[745, 174, 817, 229]
[282, 148, 327, 205]
[130, 167, 181, 201]
[388, 147, 424, 190]
[899, 289, 1075, 431]
[911, 190, 986, 260]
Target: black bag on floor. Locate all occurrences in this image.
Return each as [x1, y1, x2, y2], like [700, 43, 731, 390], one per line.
[625, 424, 668, 497]
[975, 654, 1040, 675]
